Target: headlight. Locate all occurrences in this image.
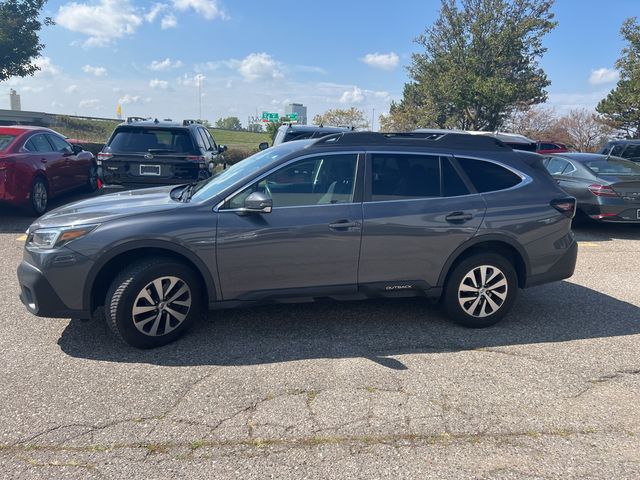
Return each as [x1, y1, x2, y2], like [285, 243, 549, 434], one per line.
[27, 224, 99, 249]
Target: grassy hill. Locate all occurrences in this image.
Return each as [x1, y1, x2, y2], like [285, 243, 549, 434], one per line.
[49, 115, 270, 153]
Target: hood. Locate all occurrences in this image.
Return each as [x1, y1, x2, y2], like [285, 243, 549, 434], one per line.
[31, 186, 182, 229]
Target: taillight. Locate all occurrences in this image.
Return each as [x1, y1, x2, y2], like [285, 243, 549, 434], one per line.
[551, 198, 577, 218]
[186, 155, 206, 161]
[588, 184, 619, 198]
[97, 152, 112, 162]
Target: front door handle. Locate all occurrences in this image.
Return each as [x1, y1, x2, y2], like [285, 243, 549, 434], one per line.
[40, 158, 47, 164]
[445, 212, 473, 223]
[329, 219, 360, 231]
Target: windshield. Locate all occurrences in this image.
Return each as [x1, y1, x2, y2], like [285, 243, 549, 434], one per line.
[189, 140, 313, 202]
[107, 128, 196, 154]
[0, 134, 16, 151]
[584, 157, 640, 176]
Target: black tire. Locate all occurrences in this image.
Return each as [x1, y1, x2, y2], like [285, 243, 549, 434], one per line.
[442, 253, 518, 328]
[105, 258, 203, 348]
[30, 177, 48, 216]
[86, 162, 99, 192]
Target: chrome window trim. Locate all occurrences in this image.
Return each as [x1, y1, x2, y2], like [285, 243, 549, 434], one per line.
[20, 133, 52, 153]
[215, 150, 363, 212]
[363, 150, 532, 201]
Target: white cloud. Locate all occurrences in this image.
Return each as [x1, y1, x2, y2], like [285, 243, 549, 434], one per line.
[83, 65, 107, 77]
[234, 53, 283, 81]
[161, 14, 177, 29]
[112, 87, 123, 93]
[145, 3, 167, 22]
[56, 0, 143, 47]
[119, 94, 141, 105]
[177, 73, 205, 87]
[79, 98, 101, 108]
[149, 79, 170, 90]
[148, 58, 183, 71]
[64, 85, 78, 94]
[339, 86, 365, 104]
[33, 57, 61, 76]
[589, 67, 619, 85]
[172, 0, 226, 20]
[361, 52, 400, 70]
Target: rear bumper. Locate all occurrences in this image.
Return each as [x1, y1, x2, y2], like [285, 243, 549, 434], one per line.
[17, 261, 90, 318]
[524, 240, 578, 288]
[581, 203, 640, 223]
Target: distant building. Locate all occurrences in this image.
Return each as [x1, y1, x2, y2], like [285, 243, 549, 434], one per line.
[9, 89, 21, 111]
[285, 103, 307, 125]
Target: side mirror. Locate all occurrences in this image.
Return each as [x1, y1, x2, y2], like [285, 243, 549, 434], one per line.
[239, 191, 272, 215]
[71, 144, 83, 154]
[258, 142, 269, 151]
[217, 144, 227, 154]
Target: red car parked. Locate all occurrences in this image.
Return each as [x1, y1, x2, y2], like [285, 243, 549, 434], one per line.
[0, 126, 97, 215]
[536, 141, 569, 155]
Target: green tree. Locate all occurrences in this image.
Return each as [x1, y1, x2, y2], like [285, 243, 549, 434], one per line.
[386, 0, 556, 131]
[312, 107, 369, 129]
[597, 17, 640, 138]
[246, 122, 264, 133]
[214, 116, 243, 130]
[265, 121, 281, 141]
[0, 0, 53, 82]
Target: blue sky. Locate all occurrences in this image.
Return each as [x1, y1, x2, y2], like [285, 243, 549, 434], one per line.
[2, 0, 638, 129]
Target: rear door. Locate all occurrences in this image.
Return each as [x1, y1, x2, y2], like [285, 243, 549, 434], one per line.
[25, 134, 66, 194]
[359, 152, 486, 290]
[47, 134, 86, 189]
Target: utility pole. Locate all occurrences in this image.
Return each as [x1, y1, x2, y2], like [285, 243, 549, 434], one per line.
[198, 76, 202, 121]
[371, 108, 375, 131]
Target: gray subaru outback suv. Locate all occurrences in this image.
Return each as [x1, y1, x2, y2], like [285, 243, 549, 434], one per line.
[18, 132, 578, 348]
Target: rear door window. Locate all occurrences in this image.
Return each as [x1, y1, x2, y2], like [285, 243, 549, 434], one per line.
[456, 157, 522, 192]
[545, 157, 572, 175]
[371, 154, 440, 201]
[27, 134, 54, 153]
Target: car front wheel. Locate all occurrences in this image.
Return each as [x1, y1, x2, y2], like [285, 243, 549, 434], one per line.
[105, 258, 202, 348]
[442, 253, 518, 328]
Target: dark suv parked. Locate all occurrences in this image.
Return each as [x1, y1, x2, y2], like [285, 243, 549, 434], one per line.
[599, 140, 640, 162]
[18, 132, 578, 348]
[98, 118, 226, 190]
[259, 124, 352, 150]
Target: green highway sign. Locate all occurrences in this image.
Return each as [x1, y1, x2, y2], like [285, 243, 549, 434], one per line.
[287, 113, 298, 120]
[261, 112, 280, 122]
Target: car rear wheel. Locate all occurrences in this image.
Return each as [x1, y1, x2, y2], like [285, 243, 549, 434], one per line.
[30, 178, 48, 216]
[86, 162, 99, 192]
[442, 253, 517, 328]
[105, 258, 202, 348]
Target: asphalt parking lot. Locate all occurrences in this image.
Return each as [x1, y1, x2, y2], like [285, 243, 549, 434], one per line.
[1, 193, 639, 479]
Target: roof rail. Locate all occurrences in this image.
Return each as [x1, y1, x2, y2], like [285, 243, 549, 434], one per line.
[182, 119, 202, 126]
[126, 116, 151, 123]
[313, 131, 511, 151]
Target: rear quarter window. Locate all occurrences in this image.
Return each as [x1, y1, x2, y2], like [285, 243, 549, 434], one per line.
[456, 157, 522, 193]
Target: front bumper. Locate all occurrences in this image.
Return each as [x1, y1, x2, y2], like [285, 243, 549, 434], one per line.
[17, 261, 90, 318]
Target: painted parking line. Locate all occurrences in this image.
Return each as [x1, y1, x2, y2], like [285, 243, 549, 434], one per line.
[578, 242, 600, 247]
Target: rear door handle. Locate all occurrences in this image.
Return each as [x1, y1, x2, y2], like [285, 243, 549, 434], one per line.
[445, 212, 473, 223]
[40, 158, 47, 164]
[329, 219, 360, 231]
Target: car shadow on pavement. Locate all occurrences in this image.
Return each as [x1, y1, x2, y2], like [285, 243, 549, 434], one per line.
[0, 191, 97, 234]
[573, 222, 640, 242]
[57, 280, 640, 370]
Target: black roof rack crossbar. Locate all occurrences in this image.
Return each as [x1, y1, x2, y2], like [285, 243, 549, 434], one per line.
[313, 131, 510, 151]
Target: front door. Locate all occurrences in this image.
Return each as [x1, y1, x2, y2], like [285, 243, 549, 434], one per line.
[216, 152, 363, 300]
[359, 152, 486, 289]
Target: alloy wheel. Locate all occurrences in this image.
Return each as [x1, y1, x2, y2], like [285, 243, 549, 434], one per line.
[32, 181, 47, 214]
[457, 265, 508, 318]
[131, 276, 192, 337]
